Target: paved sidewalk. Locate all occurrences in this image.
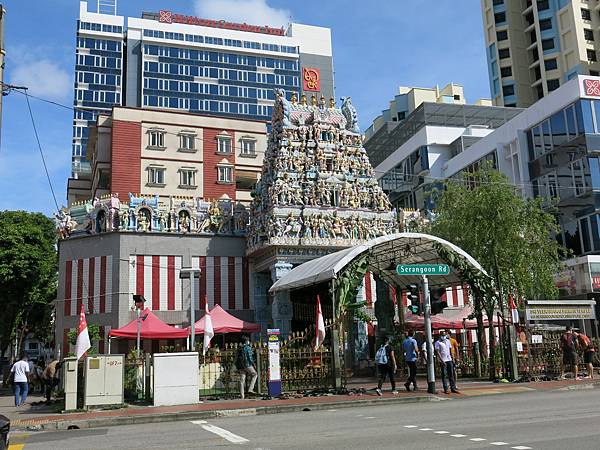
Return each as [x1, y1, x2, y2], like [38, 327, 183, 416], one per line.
[1, 377, 597, 432]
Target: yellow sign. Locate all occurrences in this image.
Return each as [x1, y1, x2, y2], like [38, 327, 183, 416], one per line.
[526, 305, 595, 321]
[88, 359, 100, 369]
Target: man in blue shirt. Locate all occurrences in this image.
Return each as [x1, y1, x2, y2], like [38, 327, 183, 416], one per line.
[402, 330, 419, 391]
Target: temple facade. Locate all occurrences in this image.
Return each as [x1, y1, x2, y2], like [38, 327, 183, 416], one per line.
[54, 90, 400, 353]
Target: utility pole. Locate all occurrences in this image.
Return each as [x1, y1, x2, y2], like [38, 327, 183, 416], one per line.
[422, 275, 437, 394]
[0, 4, 6, 148]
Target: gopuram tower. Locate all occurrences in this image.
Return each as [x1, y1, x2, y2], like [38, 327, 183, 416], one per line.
[247, 90, 397, 336]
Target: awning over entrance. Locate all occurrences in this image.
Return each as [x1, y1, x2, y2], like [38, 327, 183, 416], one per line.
[270, 232, 487, 293]
[191, 305, 261, 334]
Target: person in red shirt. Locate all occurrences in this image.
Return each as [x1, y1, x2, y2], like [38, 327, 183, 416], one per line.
[576, 332, 596, 379]
[560, 326, 579, 379]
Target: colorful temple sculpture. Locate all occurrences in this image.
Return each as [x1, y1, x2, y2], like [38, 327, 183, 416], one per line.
[247, 90, 398, 336]
[55, 193, 249, 238]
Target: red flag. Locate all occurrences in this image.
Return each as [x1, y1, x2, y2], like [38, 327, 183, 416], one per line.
[314, 295, 326, 351]
[76, 308, 91, 360]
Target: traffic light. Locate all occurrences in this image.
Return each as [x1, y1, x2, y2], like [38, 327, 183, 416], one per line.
[406, 284, 421, 315]
[430, 287, 448, 315]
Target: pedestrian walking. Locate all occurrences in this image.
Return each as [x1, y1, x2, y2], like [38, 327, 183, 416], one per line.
[435, 330, 459, 394]
[375, 336, 397, 395]
[575, 332, 596, 379]
[403, 330, 419, 391]
[41, 359, 62, 403]
[235, 336, 257, 399]
[10, 353, 30, 407]
[560, 326, 579, 379]
[448, 331, 460, 380]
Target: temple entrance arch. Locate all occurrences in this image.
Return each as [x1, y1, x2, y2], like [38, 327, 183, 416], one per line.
[270, 232, 489, 383]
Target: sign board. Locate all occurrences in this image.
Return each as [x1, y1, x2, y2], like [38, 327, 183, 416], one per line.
[396, 264, 450, 276]
[531, 335, 543, 344]
[158, 10, 285, 36]
[302, 68, 321, 92]
[267, 329, 282, 397]
[525, 300, 596, 321]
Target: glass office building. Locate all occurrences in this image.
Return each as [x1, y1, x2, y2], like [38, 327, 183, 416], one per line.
[72, 2, 334, 177]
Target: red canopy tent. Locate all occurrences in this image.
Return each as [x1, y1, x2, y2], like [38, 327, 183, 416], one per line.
[191, 305, 261, 334]
[404, 307, 501, 331]
[109, 308, 189, 339]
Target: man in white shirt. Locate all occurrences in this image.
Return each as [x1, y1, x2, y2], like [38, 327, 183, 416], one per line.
[434, 330, 459, 394]
[10, 353, 30, 407]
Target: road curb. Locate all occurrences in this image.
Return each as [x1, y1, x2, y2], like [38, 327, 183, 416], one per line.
[13, 395, 444, 432]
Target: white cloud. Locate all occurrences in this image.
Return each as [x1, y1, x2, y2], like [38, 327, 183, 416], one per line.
[194, 0, 291, 28]
[8, 50, 72, 101]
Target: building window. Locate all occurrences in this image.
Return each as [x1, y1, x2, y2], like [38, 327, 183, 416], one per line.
[148, 129, 165, 149]
[500, 66, 512, 77]
[537, 0, 549, 11]
[240, 138, 257, 156]
[147, 166, 165, 186]
[492, 0, 503, 5]
[498, 48, 510, 59]
[179, 168, 196, 188]
[217, 135, 232, 154]
[179, 133, 196, 152]
[588, 49, 597, 62]
[494, 12, 506, 24]
[217, 165, 233, 183]
[541, 38, 554, 51]
[584, 29, 594, 41]
[539, 18, 552, 31]
[582, 8, 591, 21]
[547, 79, 560, 91]
[496, 30, 508, 41]
[570, 159, 586, 196]
[590, 70, 600, 76]
[544, 58, 558, 71]
[502, 84, 515, 96]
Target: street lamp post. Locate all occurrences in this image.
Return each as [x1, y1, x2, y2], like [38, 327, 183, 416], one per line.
[422, 275, 437, 394]
[180, 268, 201, 351]
[133, 295, 146, 359]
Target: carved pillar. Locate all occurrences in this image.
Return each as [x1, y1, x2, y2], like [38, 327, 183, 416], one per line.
[270, 262, 293, 340]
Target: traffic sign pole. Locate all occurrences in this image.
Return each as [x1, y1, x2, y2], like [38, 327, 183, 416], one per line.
[422, 275, 436, 394]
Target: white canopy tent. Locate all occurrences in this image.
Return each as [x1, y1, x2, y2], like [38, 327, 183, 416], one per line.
[269, 232, 488, 293]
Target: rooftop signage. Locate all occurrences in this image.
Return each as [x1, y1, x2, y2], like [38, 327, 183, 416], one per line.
[158, 10, 285, 36]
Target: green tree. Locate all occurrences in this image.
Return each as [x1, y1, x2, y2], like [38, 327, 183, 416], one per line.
[0, 211, 57, 367]
[428, 165, 567, 378]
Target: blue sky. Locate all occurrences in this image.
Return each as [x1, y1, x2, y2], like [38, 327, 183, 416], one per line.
[0, 0, 489, 216]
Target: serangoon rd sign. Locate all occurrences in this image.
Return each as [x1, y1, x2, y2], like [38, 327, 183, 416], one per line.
[158, 10, 285, 36]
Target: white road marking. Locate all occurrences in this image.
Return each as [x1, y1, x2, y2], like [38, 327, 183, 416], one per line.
[470, 438, 486, 442]
[451, 434, 467, 437]
[434, 431, 449, 434]
[419, 428, 433, 431]
[511, 447, 532, 450]
[327, 409, 337, 412]
[191, 420, 249, 444]
[404, 425, 418, 428]
[491, 443, 508, 446]
[365, 416, 376, 419]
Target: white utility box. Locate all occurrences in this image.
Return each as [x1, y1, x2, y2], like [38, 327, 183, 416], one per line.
[153, 352, 199, 406]
[62, 357, 79, 411]
[84, 355, 124, 408]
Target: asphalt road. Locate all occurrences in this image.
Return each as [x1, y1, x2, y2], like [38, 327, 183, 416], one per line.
[10, 385, 600, 449]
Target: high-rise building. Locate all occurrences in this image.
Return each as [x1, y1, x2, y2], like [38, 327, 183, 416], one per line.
[481, 0, 600, 108]
[72, 1, 334, 178]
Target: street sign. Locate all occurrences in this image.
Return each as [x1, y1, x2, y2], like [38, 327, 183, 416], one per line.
[396, 264, 450, 276]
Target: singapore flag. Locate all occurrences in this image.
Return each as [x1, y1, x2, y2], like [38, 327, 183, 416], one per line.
[313, 295, 326, 351]
[76, 309, 91, 360]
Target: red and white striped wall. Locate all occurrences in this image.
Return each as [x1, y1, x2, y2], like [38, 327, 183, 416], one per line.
[128, 255, 251, 311]
[129, 255, 183, 311]
[63, 256, 113, 316]
[192, 256, 250, 311]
